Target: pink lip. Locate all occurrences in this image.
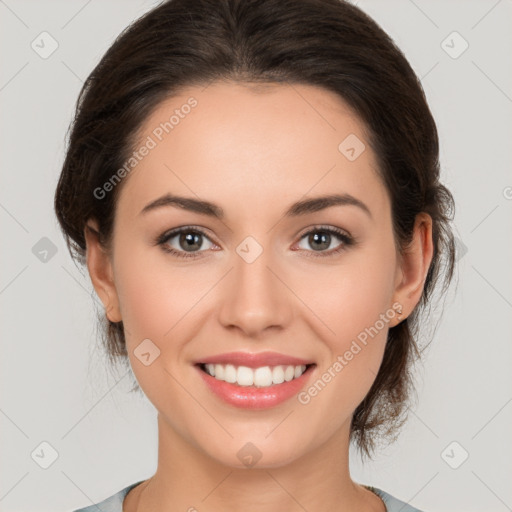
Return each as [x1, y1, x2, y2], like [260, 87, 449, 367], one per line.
[195, 364, 316, 409]
[196, 351, 314, 369]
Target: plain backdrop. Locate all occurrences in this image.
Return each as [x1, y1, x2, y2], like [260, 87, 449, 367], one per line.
[1, 1, 511, 511]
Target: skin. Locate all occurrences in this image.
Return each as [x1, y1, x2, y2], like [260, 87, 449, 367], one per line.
[85, 81, 433, 512]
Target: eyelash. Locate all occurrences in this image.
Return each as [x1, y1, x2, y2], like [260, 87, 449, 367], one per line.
[155, 225, 355, 260]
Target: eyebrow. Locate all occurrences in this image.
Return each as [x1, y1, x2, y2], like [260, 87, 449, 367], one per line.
[139, 192, 372, 220]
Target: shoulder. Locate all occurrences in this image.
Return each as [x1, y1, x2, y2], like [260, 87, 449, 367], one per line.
[71, 481, 144, 512]
[366, 485, 426, 512]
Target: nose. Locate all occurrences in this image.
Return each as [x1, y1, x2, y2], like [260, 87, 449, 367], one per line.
[217, 246, 293, 338]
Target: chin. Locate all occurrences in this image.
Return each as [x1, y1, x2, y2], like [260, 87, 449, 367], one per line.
[202, 434, 310, 470]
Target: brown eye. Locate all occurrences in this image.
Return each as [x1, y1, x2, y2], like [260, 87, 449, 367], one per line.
[157, 227, 215, 259]
[295, 226, 354, 258]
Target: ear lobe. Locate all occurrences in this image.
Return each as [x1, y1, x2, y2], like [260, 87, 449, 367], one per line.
[392, 212, 434, 322]
[84, 219, 122, 323]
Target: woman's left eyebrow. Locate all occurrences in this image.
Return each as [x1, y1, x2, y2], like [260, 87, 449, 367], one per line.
[284, 193, 372, 219]
[139, 192, 372, 220]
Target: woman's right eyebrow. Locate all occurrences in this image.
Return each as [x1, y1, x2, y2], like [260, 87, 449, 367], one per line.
[139, 192, 372, 220]
[139, 193, 223, 219]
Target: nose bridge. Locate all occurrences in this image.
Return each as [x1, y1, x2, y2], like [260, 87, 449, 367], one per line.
[235, 242, 275, 295]
[218, 237, 291, 335]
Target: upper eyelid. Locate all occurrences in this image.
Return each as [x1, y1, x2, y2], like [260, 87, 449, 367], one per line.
[296, 225, 350, 238]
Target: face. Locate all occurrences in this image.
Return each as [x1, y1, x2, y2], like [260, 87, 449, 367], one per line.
[86, 81, 424, 468]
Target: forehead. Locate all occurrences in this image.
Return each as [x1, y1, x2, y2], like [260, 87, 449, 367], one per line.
[116, 81, 389, 224]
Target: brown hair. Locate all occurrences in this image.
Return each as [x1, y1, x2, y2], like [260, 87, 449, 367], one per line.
[54, 0, 456, 459]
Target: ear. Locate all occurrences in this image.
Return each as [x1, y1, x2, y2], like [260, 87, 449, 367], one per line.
[84, 218, 122, 323]
[392, 212, 434, 326]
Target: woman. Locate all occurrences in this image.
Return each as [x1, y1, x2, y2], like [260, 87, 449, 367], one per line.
[55, 0, 456, 510]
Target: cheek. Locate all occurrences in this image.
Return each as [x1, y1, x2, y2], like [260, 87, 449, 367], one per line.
[112, 243, 203, 347]
[293, 244, 396, 342]
[111, 247, 202, 407]
[295, 245, 396, 404]
[298, 280, 393, 432]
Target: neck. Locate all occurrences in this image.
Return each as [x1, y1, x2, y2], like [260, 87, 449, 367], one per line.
[129, 413, 385, 512]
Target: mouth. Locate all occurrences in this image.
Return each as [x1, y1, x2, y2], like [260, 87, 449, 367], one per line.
[194, 361, 317, 410]
[193, 350, 317, 409]
[196, 362, 316, 388]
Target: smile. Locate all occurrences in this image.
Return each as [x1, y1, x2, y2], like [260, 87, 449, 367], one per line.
[200, 363, 310, 388]
[195, 362, 316, 409]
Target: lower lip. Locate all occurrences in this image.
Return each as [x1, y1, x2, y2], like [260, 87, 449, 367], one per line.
[195, 364, 316, 410]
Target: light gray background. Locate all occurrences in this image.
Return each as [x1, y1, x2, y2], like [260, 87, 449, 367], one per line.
[1, 1, 511, 511]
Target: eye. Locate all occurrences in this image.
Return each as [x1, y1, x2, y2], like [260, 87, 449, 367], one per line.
[156, 226, 216, 259]
[294, 226, 355, 258]
[155, 225, 355, 260]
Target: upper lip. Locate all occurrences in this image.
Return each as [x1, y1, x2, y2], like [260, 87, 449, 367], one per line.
[196, 351, 315, 369]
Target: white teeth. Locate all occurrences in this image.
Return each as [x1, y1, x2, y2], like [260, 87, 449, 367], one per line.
[214, 364, 224, 380]
[284, 365, 295, 381]
[254, 366, 272, 387]
[203, 364, 308, 387]
[237, 366, 254, 386]
[224, 364, 237, 383]
[272, 366, 285, 384]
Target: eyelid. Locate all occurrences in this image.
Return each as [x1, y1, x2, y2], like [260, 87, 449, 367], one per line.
[295, 223, 350, 239]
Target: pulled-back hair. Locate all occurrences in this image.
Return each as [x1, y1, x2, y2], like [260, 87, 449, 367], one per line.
[54, 0, 456, 459]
